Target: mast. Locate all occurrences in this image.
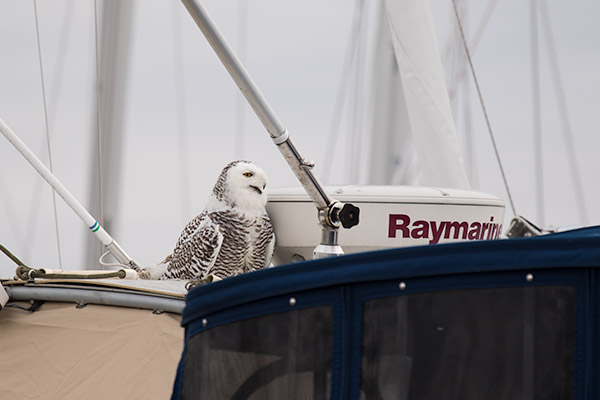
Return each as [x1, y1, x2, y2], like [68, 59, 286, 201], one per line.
[530, 0, 544, 226]
[85, 1, 135, 268]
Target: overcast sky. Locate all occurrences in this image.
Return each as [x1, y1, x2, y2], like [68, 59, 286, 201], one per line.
[0, 0, 599, 277]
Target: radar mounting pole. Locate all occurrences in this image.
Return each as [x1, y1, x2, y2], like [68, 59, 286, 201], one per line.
[181, 0, 360, 258]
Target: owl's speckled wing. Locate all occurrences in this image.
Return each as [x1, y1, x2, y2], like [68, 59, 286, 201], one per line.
[161, 212, 223, 280]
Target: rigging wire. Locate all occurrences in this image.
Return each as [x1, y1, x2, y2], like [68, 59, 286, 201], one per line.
[451, 0, 517, 216]
[456, 3, 478, 188]
[22, 156, 45, 261]
[446, 0, 500, 101]
[530, 0, 544, 226]
[33, 0, 63, 269]
[348, 0, 368, 184]
[321, 0, 363, 183]
[47, 0, 75, 123]
[444, 0, 492, 188]
[445, 0, 465, 116]
[461, 69, 477, 187]
[446, 0, 478, 187]
[234, 0, 248, 160]
[538, 0, 589, 224]
[23, 1, 75, 264]
[93, 0, 105, 266]
[0, 172, 24, 247]
[171, 3, 192, 224]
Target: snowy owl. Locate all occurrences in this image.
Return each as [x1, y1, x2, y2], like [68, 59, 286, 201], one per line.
[158, 160, 275, 281]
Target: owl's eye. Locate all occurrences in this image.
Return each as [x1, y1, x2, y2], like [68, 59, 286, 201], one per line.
[243, 172, 253, 177]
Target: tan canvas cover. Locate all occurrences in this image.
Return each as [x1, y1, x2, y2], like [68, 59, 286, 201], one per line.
[0, 301, 183, 399]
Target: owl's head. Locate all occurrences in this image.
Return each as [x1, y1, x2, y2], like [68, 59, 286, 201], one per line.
[211, 160, 269, 214]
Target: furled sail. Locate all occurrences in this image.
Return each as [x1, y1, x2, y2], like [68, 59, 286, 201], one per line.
[368, 0, 470, 189]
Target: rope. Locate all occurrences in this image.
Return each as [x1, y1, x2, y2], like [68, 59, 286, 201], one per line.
[5, 301, 45, 312]
[1, 243, 126, 280]
[15, 267, 126, 281]
[451, 0, 517, 216]
[33, 0, 63, 269]
[0, 243, 29, 268]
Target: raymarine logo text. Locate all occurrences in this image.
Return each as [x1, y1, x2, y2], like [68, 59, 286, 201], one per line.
[388, 214, 502, 244]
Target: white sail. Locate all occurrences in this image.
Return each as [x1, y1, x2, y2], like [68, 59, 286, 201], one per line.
[368, 4, 417, 186]
[369, 0, 470, 189]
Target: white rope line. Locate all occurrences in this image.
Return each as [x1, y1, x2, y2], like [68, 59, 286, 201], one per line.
[451, 0, 517, 216]
[33, 0, 63, 268]
[93, 0, 105, 265]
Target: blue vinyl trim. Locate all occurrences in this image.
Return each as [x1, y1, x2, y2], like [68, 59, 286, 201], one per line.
[351, 268, 587, 302]
[184, 287, 340, 341]
[182, 226, 600, 326]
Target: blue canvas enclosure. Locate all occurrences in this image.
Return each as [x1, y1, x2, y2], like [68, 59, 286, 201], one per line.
[172, 226, 600, 399]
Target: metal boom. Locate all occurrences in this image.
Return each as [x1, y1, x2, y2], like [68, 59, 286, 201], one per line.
[181, 0, 359, 257]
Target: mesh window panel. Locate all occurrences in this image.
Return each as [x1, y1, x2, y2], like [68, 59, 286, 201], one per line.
[360, 286, 575, 400]
[182, 306, 333, 400]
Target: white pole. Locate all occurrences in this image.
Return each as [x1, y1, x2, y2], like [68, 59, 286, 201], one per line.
[181, 0, 334, 213]
[181, 0, 361, 258]
[0, 118, 139, 269]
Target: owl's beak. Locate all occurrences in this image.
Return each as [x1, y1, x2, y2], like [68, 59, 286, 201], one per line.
[250, 185, 263, 195]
